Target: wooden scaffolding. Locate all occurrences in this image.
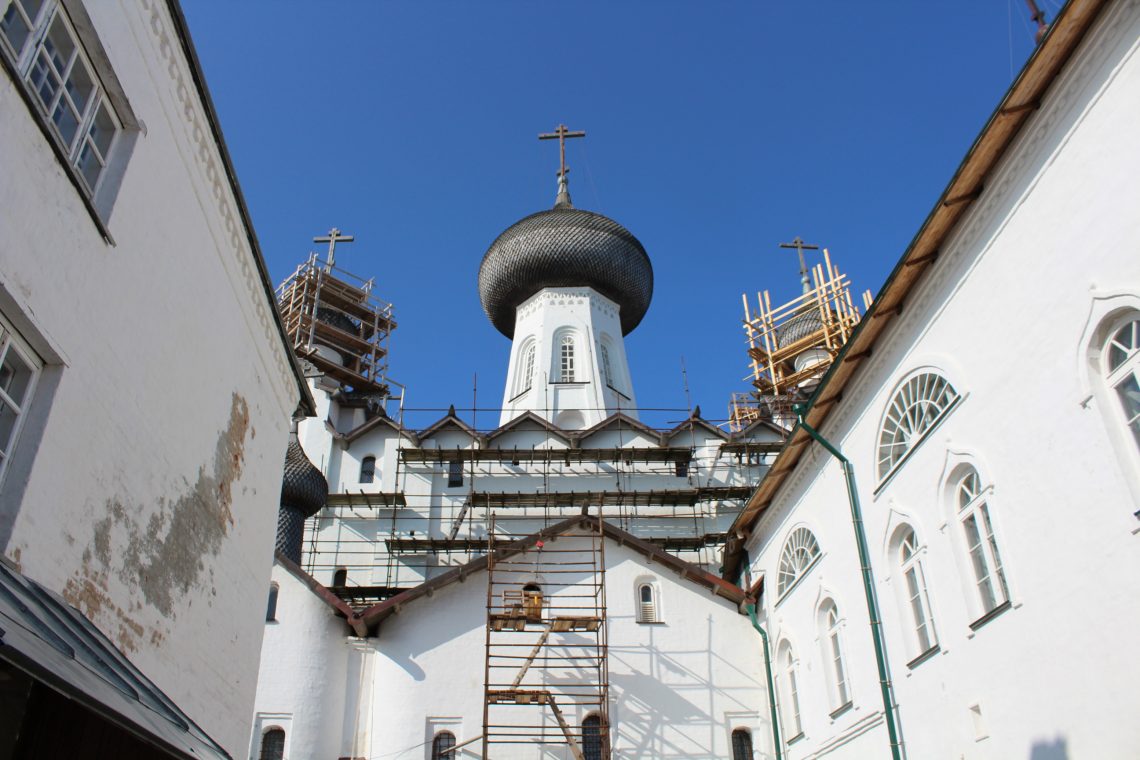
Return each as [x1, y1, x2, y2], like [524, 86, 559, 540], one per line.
[275, 252, 397, 396]
[732, 249, 871, 431]
[482, 514, 610, 759]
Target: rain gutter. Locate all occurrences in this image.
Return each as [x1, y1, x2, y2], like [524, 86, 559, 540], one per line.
[794, 406, 903, 760]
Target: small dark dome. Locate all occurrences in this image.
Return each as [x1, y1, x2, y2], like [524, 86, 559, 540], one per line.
[478, 207, 653, 338]
[280, 437, 327, 519]
[316, 307, 358, 335]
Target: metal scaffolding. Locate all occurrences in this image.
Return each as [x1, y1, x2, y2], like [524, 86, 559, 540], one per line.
[482, 514, 610, 760]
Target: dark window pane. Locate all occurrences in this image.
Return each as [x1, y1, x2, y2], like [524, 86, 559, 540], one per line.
[259, 728, 285, 760]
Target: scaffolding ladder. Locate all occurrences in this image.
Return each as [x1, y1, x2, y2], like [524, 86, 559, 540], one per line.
[482, 513, 610, 759]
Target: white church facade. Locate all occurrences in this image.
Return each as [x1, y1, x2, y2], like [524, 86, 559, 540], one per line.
[250, 0, 1140, 759]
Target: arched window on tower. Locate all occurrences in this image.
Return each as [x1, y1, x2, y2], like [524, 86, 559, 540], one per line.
[559, 334, 576, 382]
[259, 728, 285, 760]
[332, 567, 347, 587]
[519, 341, 537, 395]
[431, 731, 456, 759]
[1103, 316, 1140, 450]
[359, 456, 376, 484]
[731, 728, 754, 760]
[600, 342, 614, 387]
[637, 582, 659, 623]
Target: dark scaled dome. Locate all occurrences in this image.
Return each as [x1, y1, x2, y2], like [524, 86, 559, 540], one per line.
[478, 192, 653, 338]
[280, 436, 327, 519]
[777, 308, 827, 346]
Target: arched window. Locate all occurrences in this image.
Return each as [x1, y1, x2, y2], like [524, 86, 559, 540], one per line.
[332, 567, 347, 587]
[731, 727, 754, 760]
[877, 372, 960, 479]
[957, 468, 1009, 618]
[265, 583, 279, 622]
[819, 601, 850, 712]
[600, 342, 614, 387]
[359, 456, 376, 484]
[518, 341, 537, 394]
[777, 642, 802, 741]
[1103, 317, 1140, 449]
[559, 334, 576, 382]
[637, 583, 658, 623]
[431, 731, 456, 759]
[777, 527, 820, 598]
[259, 728, 285, 760]
[897, 527, 938, 657]
[582, 714, 603, 760]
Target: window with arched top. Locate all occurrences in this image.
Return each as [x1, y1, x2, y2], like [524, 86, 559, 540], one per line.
[731, 727, 754, 760]
[559, 334, 576, 382]
[600, 342, 614, 387]
[431, 731, 456, 759]
[265, 583, 279, 622]
[776, 642, 802, 742]
[818, 601, 850, 712]
[896, 527, 938, 658]
[359, 455, 376, 484]
[956, 468, 1009, 619]
[332, 567, 347, 587]
[777, 528, 820, 598]
[582, 714, 603, 760]
[259, 728, 285, 760]
[636, 582, 658, 623]
[1104, 317, 1140, 450]
[877, 372, 960, 480]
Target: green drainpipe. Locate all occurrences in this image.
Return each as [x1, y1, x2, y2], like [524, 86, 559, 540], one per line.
[794, 406, 904, 760]
[743, 594, 783, 760]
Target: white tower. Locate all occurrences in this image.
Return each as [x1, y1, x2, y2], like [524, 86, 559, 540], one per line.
[478, 132, 653, 429]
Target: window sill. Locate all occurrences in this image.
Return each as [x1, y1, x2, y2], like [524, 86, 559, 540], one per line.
[509, 387, 531, 402]
[906, 644, 940, 669]
[549, 381, 589, 386]
[637, 620, 666, 625]
[969, 600, 1012, 632]
[829, 701, 853, 719]
[606, 383, 630, 401]
[786, 731, 805, 746]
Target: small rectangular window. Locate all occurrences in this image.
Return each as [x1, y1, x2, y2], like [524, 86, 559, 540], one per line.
[674, 459, 689, 478]
[0, 315, 42, 484]
[447, 459, 463, 488]
[359, 456, 376, 484]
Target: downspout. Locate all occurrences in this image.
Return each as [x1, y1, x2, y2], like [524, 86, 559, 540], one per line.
[738, 552, 783, 760]
[793, 406, 903, 760]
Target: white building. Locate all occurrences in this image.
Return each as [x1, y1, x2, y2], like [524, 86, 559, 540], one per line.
[253, 0, 1140, 758]
[727, 1, 1140, 758]
[0, 0, 311, 756]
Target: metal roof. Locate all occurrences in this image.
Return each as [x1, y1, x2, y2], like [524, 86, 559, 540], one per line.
[0, 562, 230, 760]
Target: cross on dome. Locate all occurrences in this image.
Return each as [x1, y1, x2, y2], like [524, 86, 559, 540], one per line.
[539, 124, 586, 210]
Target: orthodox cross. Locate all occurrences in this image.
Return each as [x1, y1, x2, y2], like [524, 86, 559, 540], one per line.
[314, 228, 354, 271]
[779, 236, 820, 293]
[538, 123, 586, 177]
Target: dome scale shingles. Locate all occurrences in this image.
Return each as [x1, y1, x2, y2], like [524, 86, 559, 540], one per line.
[478, 205, 654, 339]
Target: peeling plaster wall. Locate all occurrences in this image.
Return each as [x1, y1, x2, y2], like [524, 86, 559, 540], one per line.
[0, 1, 300, 753]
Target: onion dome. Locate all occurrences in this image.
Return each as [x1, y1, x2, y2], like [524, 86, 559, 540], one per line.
[276, 428, 327, 564]
[478, 176, 653, 339]
[777, 308, 826, 346]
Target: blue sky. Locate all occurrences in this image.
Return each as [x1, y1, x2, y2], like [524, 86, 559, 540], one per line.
[182, 1, 1055, 430]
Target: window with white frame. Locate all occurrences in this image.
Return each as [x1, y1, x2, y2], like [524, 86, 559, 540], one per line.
[877, 372, 960, 480]
[956, 468, 1010, 620]
[777, 642, 803, 741]
[1103, 317, 1140, 450]
[600, 342, 614, 387]
[0, 316, 41, 484]
[897, 527, 938, 658]
[558, 334, 576, 382]
[517, 341, 536, 395]
[819, 600, 850, 712]
[636, 582, 659, 623]
[1, 0, 122, 196]
[776, 527, 820, 598]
